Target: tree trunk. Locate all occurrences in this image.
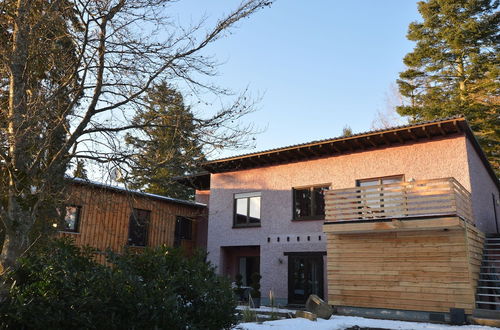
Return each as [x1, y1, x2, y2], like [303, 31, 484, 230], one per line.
[1, 0, 32, 274]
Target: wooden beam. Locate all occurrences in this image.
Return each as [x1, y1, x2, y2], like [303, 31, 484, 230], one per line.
[422, 126, 431, 139]
[407, 129, 418, 141]
[453, 120, 462, 133]
[379, 134, 391, 145]
[307, 146, 321, 156]
[366, 136, 378, 147]
[342, 140, 354, 151]
[330, 143, 341, 153]
[352, 138, 365, 150]
[393, 132, 404, 143]
[437, 123, 447, 136]
[323, 217, 463, 234]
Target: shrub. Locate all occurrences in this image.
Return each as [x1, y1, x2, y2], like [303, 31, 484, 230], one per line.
[250, 272, 261, 298]
[0, 238, 237, 329]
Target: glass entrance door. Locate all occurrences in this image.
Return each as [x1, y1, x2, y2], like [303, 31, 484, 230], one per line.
[288, 254, 324, 304]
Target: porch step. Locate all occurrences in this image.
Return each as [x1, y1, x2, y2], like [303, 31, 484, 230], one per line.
[475, 238, 500, 311]
[477, 286, 500, 290]
[477, 293, 500, 298]
[476, 301, 500, 306]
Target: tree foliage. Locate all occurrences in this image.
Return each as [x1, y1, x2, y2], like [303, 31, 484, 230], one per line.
[0, 238, 237, 329]
[125, 82, 205, 200]
[397, 0, 499, 173]
[0, 0, 272, 276]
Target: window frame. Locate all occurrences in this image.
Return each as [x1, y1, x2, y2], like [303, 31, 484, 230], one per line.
[127, 208, 151, 247]
[233, 192, 262, 228]
[60, 205, 82, 233]
[355, 175, 404, 218]
[292, 184, 330, 221]
[174, 216, 193, 247]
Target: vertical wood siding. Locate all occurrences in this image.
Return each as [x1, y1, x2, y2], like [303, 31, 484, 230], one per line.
[59, 184, 204, 260]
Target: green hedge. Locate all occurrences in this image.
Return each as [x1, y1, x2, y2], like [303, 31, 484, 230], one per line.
[0, 239, 237, 329]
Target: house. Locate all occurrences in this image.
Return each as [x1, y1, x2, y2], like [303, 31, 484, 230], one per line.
[59, 178, 206, 262]
[183, 116, 499, 322]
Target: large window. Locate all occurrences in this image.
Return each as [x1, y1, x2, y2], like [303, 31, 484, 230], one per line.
[62, 205, 81, 232]
[356, 176, 404, 217]
[234, 192, 261, 227]
[128, 209, 151, 247]
[174, 216, 193, 247]
[293, 185, 329, 220]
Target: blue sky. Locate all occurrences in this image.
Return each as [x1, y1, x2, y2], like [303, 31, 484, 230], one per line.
[172, 1, 422, 158]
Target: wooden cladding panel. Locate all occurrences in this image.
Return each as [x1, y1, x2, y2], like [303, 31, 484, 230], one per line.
[60, 184, 203, 255]
[325, 219, 483, 314]
[325, 177, 474, 224]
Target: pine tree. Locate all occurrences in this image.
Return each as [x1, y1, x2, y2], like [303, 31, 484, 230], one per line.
[397, 0, 499, 174]
[73, 160, 88, 180]
[126, 82, 205, 200]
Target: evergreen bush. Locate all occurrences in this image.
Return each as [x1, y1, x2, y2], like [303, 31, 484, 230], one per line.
[0, 238, 237, 329]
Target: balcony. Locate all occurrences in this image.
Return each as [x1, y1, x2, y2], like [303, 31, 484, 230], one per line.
[324, 178, 473, 233]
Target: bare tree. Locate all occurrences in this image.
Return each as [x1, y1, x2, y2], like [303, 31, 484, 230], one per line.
[0, 0, 272, 276]
[371, 84, 408, 130]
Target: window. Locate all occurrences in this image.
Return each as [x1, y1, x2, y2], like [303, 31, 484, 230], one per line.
[356, 176, 404, 217]
[174, 216, 193, 247]
[128, 209, 151, 247]
[234, 192, 261, 227]
[293, 185, 329, 220]
[62, 205, 81, 232]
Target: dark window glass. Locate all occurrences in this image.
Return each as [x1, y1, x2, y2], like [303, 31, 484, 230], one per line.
[356, 176, 404, 217]
[128, 209, 150, 247]
[234, 193, 261, 227]
[62, 205, 81, 232]
[293, 186, 329, 220]
[174, 216, 193, 248]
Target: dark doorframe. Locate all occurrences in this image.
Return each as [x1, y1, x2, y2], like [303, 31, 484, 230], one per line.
[285, 252, 325, 305]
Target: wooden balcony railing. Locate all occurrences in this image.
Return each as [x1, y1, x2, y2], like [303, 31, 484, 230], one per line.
[325, 178, 474, 223]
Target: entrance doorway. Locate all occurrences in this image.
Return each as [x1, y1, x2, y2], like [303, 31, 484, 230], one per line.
[287, 253, 324, 304]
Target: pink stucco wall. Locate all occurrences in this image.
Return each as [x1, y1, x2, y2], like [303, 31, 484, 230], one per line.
[465, 139, 500, 233]
[206, 135, 496, 304]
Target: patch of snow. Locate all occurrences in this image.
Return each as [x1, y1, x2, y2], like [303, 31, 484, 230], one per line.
[235, 315, 497, 330]
[236, 305, 297, 314]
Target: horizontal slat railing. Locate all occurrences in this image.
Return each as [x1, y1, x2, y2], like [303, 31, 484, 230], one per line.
[325, 178, 474, 224]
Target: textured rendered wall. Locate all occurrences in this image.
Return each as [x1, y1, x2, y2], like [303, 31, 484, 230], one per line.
[207, 136, 473, 303]
[465, 139, 500, 233]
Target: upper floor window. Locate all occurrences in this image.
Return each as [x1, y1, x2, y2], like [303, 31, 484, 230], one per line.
[234, 192, 261, 227]
[128, 208, 151, 247]
[174, 216, 193, 247]
[356, 176, 404, 216]
[293, 185, 329, 220]
[62, 205, 81, 232]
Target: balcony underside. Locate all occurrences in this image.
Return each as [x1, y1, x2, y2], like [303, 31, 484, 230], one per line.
[323, 215, 465, 234]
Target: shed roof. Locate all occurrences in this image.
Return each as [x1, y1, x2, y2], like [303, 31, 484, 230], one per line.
[71, 177, 206, 208]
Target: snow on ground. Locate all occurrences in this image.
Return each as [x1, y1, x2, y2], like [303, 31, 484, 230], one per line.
[236, 305, 298, 314]
[235, 315, 498, 330]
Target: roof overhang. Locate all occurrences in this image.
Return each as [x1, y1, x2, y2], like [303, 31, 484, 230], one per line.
[202, 117, 498, 190]
[172, 172, 211, 190]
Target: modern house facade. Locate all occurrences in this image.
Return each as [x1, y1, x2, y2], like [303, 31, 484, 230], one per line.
[190, 117, 499, 320]
[59, 179, 206, 262]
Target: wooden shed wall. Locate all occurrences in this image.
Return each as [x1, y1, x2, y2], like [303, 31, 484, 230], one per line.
[325, 219, 484, 314]
[60, 184, 204, 261]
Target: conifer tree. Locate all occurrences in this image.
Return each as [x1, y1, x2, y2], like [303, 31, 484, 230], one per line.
[72, 160, 88, 180]
[126, 82, 205, 200]
[397, 0, 499, 173]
